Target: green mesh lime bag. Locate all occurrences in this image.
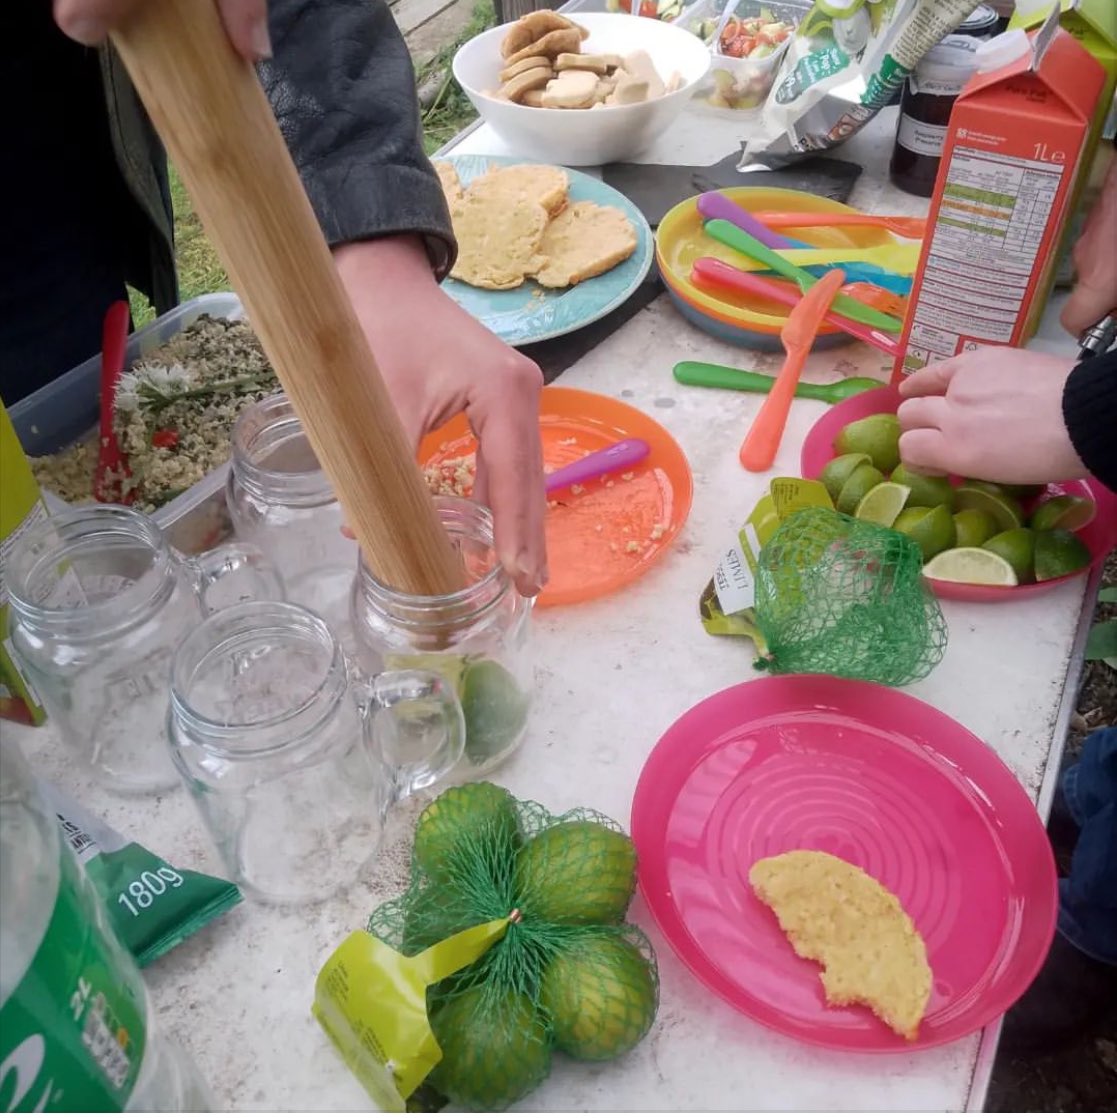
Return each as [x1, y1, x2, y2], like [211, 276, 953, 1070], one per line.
[354, 783, 659, 1112]
[751, 506, 948, 685]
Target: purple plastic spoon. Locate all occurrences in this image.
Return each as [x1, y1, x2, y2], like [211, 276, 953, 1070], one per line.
[545, 438, 650, 494]
[697, 192, 793, 249]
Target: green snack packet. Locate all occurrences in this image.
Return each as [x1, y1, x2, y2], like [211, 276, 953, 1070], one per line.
[36, 778, 242, 967]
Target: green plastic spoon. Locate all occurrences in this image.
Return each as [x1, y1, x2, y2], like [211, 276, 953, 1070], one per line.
[703, 219, 904, 333]
[674, 361, 884, 403]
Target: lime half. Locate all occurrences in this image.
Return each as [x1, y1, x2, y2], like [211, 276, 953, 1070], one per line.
[1034, 529, 1091, 582]
[924, 547, 1018, 586]
[981, 528, 1036, 584]
[954, 484, 1023, 533]
[893, 504, 956, 561]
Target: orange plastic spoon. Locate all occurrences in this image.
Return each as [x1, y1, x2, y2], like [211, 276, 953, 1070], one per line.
[739, 268, 847, 472]
[752, 211, 927, 239]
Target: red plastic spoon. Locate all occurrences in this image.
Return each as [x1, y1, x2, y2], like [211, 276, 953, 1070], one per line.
[92, 301, 133, 504]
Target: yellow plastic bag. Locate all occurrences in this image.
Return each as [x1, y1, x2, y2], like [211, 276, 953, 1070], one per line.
[313, 917, 510, 1111]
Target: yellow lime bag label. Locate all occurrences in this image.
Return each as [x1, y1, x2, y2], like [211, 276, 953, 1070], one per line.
[700, 479, 834, 646]
[0, 401, 49, 726]
[314, 917, 510, 1111]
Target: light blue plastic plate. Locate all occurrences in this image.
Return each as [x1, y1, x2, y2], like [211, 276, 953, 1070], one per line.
[439, 154, 654, 346]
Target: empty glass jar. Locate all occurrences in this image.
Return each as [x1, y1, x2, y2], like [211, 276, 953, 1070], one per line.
[226, 394, 357, 642]
[350, 497, 533, 778]
[5, 505, 282, 793]
[166, 601, 465, 904]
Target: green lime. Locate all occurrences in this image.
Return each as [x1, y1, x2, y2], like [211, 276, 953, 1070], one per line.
[413, 781, 521, 878]
[924, 547, 1018, 586]
[953, 508, 996, 549]
[383, 651, 468, 693]
[460, 659, 530, 765]
[854, 481, 911, 527]
[892, 504, 956, 561]
[515, 820, 637, 925]
[1033, 529, 1091, 582]
[836, 463, 885, 515]
[953, 483, 1023, 533]
[890, 464, 955, 510]
[834, 413, 902, 473]
[430, 989, 551, 1110]
[539, 933, 657, 1061]
[1029, 495, 1097, 532]
[981, 528, 1036, 584]
[401, 883, 471, 954]
[820, 452, 871, 503]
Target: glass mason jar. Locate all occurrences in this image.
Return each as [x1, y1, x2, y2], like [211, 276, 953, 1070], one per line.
[350, 497, 533, 778]
[5, 504, 282, 794]
[226, 393, 357, 642]
[166, 601, 465, 905]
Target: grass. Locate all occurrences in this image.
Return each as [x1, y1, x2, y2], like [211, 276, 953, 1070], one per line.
[131, 3, 492, 322]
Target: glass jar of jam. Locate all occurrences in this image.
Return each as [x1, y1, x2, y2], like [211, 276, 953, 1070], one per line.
[889, 4, 1000, 197]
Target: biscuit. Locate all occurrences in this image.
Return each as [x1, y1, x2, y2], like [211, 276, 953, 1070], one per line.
[499, 54, 552, 81]
[749, 851, 932, 1042]
[531, 202, 637, 288]
[497, 65, 553, 103]
[555, 53, 612, 75]
[505, 27, 583, 67]
[606, 74, 650, 106]
[470, 163, 569, 217]
[500, 11, 576, 59]
[520, 88, 546, 108]
[449, 178, 550, 291]
[432, 160, 463, 206]
[541, 69, 599, 110]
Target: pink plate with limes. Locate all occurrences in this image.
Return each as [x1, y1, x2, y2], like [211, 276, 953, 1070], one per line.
[800, 386, 1117, 602]
[631, 675, 1057, 1053]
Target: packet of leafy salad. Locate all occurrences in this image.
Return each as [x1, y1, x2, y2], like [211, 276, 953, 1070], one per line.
[36, 778, 242, 967]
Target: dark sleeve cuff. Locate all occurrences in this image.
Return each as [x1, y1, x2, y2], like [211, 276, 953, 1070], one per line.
[1062, 351, 1117, 493]
[259, 0, 457, 281]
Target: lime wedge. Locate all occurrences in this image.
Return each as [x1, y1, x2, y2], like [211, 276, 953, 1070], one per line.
[836, 463, 884, 515]
[834, 414, 901, 474]
[854, 482, 911, 527]
[953, 508, 996, 549]
[924, 547, 1018, 586]
[1029, 495, 1096, 533]
[890, 464, 954, 510]
[820, 453, 871, 503]
[893, 504, 956, 561]
[1034, 529, 1092, 582]
[953, 484, 1023, 533]
[981, 528, 1036, 584]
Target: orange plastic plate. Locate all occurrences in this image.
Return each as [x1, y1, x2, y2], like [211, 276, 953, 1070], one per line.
[419, 386, 693, 608]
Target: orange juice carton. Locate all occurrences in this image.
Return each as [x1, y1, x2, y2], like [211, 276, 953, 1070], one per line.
[894, 6, 1106, 382]
[0, 400, 49, 725]
[1011, 0, 1117, 294]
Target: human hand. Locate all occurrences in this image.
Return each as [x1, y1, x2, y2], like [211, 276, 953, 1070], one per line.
[1062, 153, 1117, 336]
[897, 347, 1087, 484]
[335, 236, 548, 598]
[53, 0, 271, 61]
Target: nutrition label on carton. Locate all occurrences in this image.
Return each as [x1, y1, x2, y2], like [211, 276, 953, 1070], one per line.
[903, 146, 1065, 367]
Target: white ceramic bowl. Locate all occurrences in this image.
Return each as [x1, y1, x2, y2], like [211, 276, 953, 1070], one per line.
[453, 13, 712, 166]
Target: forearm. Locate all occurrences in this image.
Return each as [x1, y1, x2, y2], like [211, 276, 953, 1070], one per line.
[1062, 351, 1117, 492]
[259, 0, 455, 277]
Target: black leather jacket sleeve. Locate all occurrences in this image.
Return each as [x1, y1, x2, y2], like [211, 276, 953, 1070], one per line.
[259, 0, 456, 279]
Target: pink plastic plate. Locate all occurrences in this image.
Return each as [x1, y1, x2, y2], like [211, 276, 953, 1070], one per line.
[800, 386, 1117, 602]
[631, 675, 1057, 1053]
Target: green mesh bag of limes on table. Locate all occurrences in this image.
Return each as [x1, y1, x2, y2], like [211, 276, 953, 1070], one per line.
[822, 413, 1095, 586]
[700, 474, 948, 686]
[313, 782, 658, 1112]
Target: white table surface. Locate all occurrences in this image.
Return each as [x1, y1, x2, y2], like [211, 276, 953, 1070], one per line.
[7, 106, 1094, 1113]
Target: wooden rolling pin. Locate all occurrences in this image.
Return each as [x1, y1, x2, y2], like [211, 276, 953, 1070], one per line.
[110, 0, 463, 596]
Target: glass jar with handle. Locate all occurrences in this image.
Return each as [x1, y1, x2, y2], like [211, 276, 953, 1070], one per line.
[350, 497, 533, 778]
[166, 600, 465, 905]
[5, 504, 283, 794]
[225, 393, 357, 643]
